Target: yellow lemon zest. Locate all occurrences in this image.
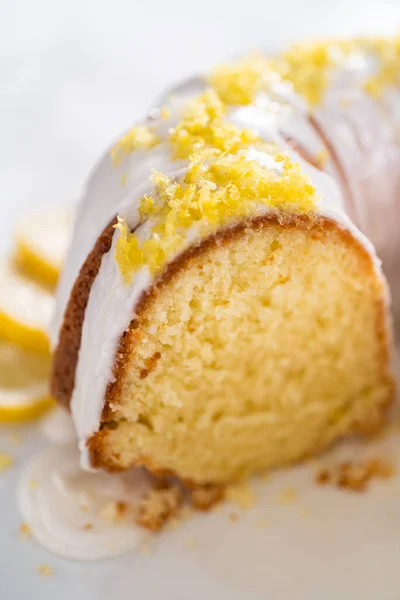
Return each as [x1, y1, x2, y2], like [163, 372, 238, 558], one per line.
[210, 54, 273, 105]
[111, 125, 160, 165]
[169, 89, 262, 159]
[115, 151, 317, 279]
[210, 37, 400, 107]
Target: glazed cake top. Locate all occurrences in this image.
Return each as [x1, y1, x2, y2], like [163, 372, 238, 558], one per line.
[109, 36, 400, 281]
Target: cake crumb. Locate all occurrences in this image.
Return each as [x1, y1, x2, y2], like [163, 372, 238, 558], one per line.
[37, 564, 53, 577]
[180, 505, 194, 520]
[135, 482, 182, 531]
[19, 523, 32, 539]
[229, 512, 239, 522]
[184, 536, 196, 549]
[298, 508, 311, 518]
[190, 484, 225, 511]
[278, 486, 297, 504]
[83, 523, 93, 531]
[166, 516, 181, 531]
[256, 518, 269, 529]
[315, 457, 394, 492]
[316, 469, 331, 484]
[226, 482, 255, 509]
[80, 504, 89, 512]
[139, 542, 151, 556]
[99, 501, 127, 522]
[0, 453, 13, 472]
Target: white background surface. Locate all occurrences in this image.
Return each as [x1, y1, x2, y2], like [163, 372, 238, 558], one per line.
[1, 1, 400, 598]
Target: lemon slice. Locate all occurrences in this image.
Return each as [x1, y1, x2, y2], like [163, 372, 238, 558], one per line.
[0, 259, 53, 355]
[14, 206, 73, 288]
[0, 341, 54, 422]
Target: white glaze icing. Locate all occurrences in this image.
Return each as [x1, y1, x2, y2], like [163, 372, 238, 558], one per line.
[50, 133, 186, 349]
[17, 443, 153, 560]
[58, 46, 397, 469]
[40, 406, 77, 445]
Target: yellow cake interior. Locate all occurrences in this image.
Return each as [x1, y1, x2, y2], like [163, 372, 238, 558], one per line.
[90, 217, 392, 484]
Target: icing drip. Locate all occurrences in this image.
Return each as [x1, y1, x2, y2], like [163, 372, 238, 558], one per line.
[40, 407, 76, 445]
[17, 443, 153, 560]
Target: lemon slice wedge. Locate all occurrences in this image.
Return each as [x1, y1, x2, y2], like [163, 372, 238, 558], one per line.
[14, 206, 73, 288]
[0, 341, 54, 422]
[0, 260, 53, 355]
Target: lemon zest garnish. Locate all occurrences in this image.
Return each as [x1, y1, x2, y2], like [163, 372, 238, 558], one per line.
[169, 89, 261, 160]
[210, 37, 400, 107]
[160, 106, 171, 119]
[37, 564, 54, 577]
[210, 54, 273, 105]
[111, 125, 160, 165]
[115, 150, 317, 280]
[19, 522, 32, 539]
[114, 218, 144, 284]
[362, 35, 400, 97]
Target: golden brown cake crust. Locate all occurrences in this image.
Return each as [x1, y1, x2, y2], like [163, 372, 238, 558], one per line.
[85, 213, 394, 474]
[50, 219, 116, 408]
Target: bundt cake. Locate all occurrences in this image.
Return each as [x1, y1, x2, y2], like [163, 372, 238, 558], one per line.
[51, 37, 398, 485]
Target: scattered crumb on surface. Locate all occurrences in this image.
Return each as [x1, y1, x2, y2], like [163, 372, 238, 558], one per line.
[226, 482, 256, 509]
[0, 453, 13, 472]
[190, 484, 225, 511]
[80, 504, 89, 512]
[99, 501, 127, 522]
[139, 542, 151, 556]
[229, 512, 239, 522]
[37, 564, 53, 577]
[316, 469, 331, 484]
[83, 523, 93, 531]
[256, 518, 269, 529]
[183, 536, 196, 549]
[315, 457, 394, 492]
[298, 508, 311, 518]
[166, 516, 181, 531]
[29, 479, 38, 490]
[278, 486, 297, 504]
[8, 431, 22, 446]
[179, 505, 194, 520]
[136, 482, 183, 531]
[19, 523, 32, 539]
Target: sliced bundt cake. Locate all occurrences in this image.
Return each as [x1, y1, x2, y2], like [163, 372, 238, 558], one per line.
[51, 38, 398, 485]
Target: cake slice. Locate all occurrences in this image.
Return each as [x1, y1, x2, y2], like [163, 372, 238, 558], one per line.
[88, 214, 392, 483]
[51, 38, 397, 486]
